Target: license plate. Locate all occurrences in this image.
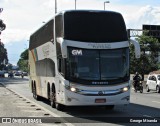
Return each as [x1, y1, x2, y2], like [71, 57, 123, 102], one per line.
[95, 99, 106, 103]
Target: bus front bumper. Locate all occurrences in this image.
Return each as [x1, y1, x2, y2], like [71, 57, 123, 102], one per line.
[60, 88, 130, 106]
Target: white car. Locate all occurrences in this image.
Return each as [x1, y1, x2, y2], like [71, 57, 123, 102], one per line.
[146, 74, 160, 93]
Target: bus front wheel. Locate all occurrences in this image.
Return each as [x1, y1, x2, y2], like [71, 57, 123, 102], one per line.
[50, 88, 65, 111]
[50, 85, 65, 111]
[55, 103, 65, 111]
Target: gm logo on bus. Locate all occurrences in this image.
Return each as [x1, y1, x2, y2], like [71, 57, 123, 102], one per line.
[72, 50, 82, 56]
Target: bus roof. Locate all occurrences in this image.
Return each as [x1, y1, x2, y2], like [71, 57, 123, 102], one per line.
[56, 9, 121, 15]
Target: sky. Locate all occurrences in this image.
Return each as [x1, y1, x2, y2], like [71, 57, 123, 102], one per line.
[0, 0, 160, 65]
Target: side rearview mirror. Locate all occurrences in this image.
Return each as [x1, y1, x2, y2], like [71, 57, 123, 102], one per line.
[57, 37, 67, 58]
[129, 39, 141, 58]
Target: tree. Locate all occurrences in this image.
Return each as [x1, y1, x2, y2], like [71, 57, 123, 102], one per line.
[7, 63, 13, 71]
[0, 9, 7, 70]
[0, 19, 6, 31]
[0, 42, 8, 69]
[20, 49, 28, 60]
[17, 49, 28, 72]
[130, 31, 160, 80]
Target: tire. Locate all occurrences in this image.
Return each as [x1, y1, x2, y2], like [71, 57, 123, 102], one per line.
[55, 103, 65, 111]
[33, 85, 40, 100]
[50, 90, 56, 108]
[140, 86, 143, 93]
[156, 86, 160, 93]
[33, 85, 36, 99]
[105, 105, 114, 110]
[146, 85, 150, 92]
[50, 85, 65, 111]
[134, 87, 137, 93]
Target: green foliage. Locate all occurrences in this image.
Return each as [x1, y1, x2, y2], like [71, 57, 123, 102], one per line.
[17, 49, 28, 72]
[0, 16, 7, 70]
[7, 64, 13, 71]
[130, 31, 160, 75]
[0, 43, 8, 70]
[20, 49, 28, 60]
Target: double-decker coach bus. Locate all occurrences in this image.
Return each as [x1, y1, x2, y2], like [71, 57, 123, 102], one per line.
[29, 10, 140, 110]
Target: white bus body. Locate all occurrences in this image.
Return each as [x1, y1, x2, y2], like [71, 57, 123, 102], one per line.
[29, 10, 140, 110]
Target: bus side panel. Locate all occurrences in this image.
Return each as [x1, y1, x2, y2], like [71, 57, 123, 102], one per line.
[33, 42, 57, 99]
[29, 49, 42, 96]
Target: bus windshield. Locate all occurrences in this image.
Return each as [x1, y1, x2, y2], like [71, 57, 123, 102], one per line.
[64, 11, 127, 42]
[66, 47, 129, 84]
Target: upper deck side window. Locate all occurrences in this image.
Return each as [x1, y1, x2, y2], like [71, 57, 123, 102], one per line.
[29, 19, 54, 50]
[55, 14, 64, 38]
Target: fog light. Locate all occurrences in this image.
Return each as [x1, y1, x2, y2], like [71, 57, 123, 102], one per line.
[70, 87, 76, 92]
[121, 96, 129, 101]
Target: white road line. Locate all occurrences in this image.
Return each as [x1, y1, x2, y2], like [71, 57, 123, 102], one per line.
[152, 101, 160, 104]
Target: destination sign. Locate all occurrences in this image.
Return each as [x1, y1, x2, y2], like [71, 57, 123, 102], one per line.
[88, 43, 111, 49]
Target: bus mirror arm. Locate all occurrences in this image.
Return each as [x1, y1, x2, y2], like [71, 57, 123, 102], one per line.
[129, 39, 141, 59]
[57, 37, 68, 58]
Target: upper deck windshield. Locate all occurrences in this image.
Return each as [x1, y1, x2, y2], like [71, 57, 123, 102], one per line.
[63, 11, 128, 42]
[66, 47, 129, 84]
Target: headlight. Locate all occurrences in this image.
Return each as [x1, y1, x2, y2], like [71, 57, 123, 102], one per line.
[67, 82, 81, 93]
[70, 87, 76, 92]
[70, 87, 80, 93]
[122, 87, 129, 92]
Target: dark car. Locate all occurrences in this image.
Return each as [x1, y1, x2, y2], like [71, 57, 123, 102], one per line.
[22, 72, 28, 76]
[8, 72, 14, 78]
[0, 71, 5, 77]
[15, 71, 22, 76]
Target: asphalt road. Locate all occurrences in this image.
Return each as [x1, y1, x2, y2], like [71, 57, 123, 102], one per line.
[0, 76, 160, 126]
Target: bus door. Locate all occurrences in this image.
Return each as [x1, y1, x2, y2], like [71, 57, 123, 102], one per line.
[56, 56, 66, 95]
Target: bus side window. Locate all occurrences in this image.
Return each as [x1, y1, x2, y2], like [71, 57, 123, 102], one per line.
[58, 58, 62, 72]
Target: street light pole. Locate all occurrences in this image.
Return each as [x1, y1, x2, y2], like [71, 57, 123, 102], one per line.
[75, 0, 77, 10]
[104, 1, 110, 10]
[55, 0, 57, 14]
